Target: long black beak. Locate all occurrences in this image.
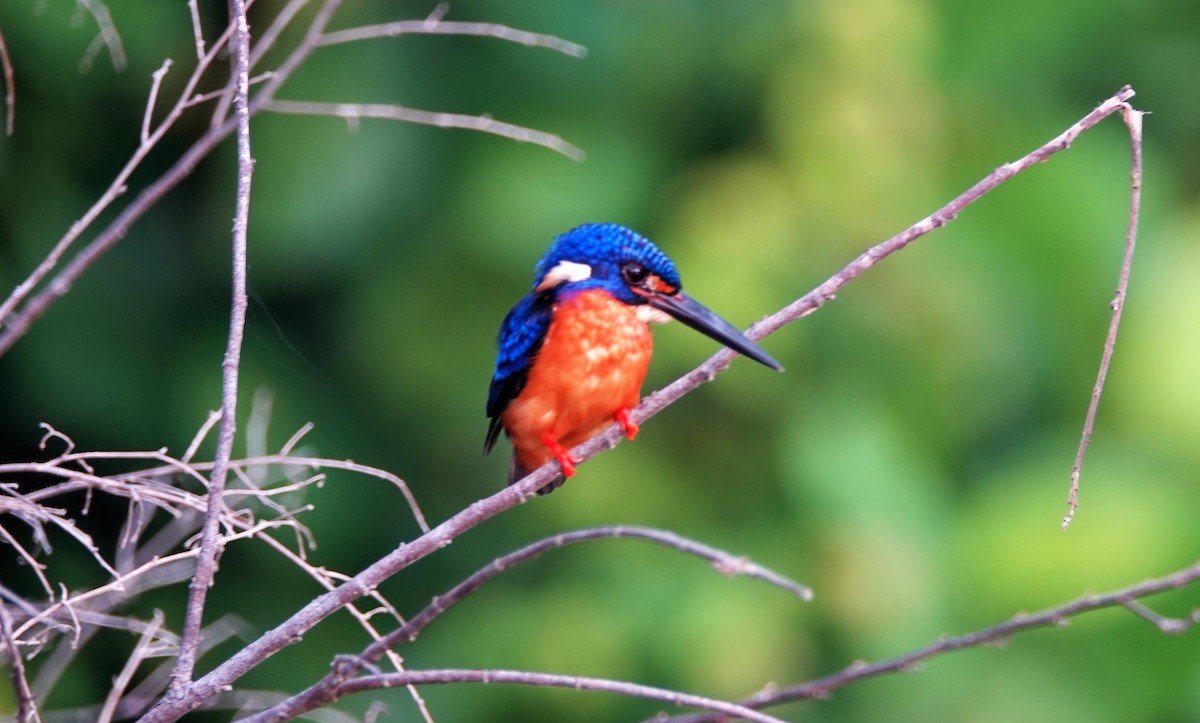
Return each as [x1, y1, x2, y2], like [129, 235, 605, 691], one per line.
[648, 292, 783, 371]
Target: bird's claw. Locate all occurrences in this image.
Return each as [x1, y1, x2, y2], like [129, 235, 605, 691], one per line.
[615, 408, 639, 441]
[542, 433, 580, 477]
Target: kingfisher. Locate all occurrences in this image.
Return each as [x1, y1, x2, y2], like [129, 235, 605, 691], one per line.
[484, 223, 782, 494]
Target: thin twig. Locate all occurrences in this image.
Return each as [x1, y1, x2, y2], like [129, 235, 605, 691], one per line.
[75, 0, 127, 71]
[0, 521, 54, 600]
[141, 60, 174, 143]
[182, 411, 222, 464]
[186, 0, 205, 60]
[98, 610, 164, 723]
[665, 558, 1200, 722]
[0, 602, 41, 723]
[0, 20, 237, 349]
[169, 0, 256, 692]
[249, 0, 312, 69]
[0, 23, 15, 136]
[1062, 104, 1143, 529]
[0, 1, 585, 355]
[322, 668, 786, 723]
[263, 99, 585, 161]
[211, 0, 313, 128]
[138, 86, 1141, 723]
[1121, 598, 1199, 635]
[318, 18, 587, 58]
[127, 452, 429, 533]
[113, 616, 252, 720]
[245, 526, 810, 721]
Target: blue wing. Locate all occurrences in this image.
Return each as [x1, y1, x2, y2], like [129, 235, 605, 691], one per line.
[484, 292, 553, 454]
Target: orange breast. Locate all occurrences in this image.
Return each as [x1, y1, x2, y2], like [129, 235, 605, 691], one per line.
[503, 288, 653, 473]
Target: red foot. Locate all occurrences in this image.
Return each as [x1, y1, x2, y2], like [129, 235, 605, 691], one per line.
[615, 408, 639, 441]
[542, 432, 580, 477]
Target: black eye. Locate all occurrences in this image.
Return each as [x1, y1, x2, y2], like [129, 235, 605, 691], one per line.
[622, 262, 649, 285]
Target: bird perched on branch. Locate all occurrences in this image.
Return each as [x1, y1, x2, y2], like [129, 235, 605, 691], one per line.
[485, 223, 782, 493]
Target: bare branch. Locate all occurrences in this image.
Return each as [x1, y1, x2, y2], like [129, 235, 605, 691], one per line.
[1063, 103, 1143, 528]
[98, 610, 164, 723]
[0, 0, 586, 355]
[186, 0, 205, 59]
[127, 451, 429, 533]
[318, 16, 587, 58]
[0, 23, 14, 136]
[666, 558, 1200, 722]
[1121, 599, 1200, 635]
[537, 89, 1142, 501]
[279, 422, 314, 456]
[75, 0, 127, 72]
[263, 99, 586, 161]
[0, 19, 236, 351]
[248, 526, 810, 721]
[278, 668, 787, 723]
[209, 0, 314, 129]
[249, 0, 313, 69]
[141, 60, 174, 143]
[0, 518, 54, 600]
[0, 602, 41, 723]
[170, 0, 255, 686]
[138, 86, 1141, 723]
[182, 411, 221, 464]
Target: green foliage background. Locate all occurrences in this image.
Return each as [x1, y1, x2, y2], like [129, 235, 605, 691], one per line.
[2, 0, 1199, 721]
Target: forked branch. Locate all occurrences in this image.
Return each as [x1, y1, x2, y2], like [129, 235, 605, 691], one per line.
[242, 526, 810, 722]
[140, 87, 1144, 722]
[666, 558, 1200, 722]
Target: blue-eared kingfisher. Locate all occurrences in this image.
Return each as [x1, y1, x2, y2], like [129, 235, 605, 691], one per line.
[485, 223, 782, 493]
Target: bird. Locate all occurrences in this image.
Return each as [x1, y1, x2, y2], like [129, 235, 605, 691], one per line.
[484, 223, 782, 494]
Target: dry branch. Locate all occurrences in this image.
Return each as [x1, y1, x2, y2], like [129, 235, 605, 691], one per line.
[74, 0, 127, 72]
[137, 84, 1142, 723]
[317, 9, 587, 57]
[263, 100, 586, 160]
[0, 22, 14, 136]
[666, 558, 1200, 722]
[168, 0, 256, 694]
[0, 0, 586, 357]
[243, 526, 810, 721]
[1063, 103, 1143, 528]
[302, 668, 787, 723]
[0, 5, 1152, 720]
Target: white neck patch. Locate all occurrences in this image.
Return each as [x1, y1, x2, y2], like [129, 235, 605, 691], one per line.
[637, 305, 673, 324]
[536, 260, 593, 291]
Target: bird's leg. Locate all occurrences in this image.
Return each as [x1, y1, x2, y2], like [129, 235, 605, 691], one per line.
[615, 407, 639, 441]
[541, 432, 579, 477]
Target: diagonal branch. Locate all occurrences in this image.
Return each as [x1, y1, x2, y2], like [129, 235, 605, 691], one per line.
[75, 0, 127, 72]
[242, 526, 811, 722]
[0, 19, 237, 350]
[665, 558, 1200, 722]
[136, 85, 1141, 723]
[0, 601, 40, 723]
[1062, 104, 1143, 529]
[0, 22, 14, 136]
[98, 610, 164, 723]
[0, 0, 585, 358]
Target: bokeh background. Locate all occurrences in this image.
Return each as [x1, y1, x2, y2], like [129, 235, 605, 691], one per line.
[2, 0, 1199, 721]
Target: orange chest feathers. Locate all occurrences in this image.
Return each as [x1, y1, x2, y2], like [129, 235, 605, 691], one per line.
[504, 289, 654, 450]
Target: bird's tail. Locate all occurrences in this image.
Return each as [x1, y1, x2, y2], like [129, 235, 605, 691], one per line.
[508, 457, 565, 495]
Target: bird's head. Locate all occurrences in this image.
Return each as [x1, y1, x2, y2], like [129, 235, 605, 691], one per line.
[532, 223, 782, 371]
